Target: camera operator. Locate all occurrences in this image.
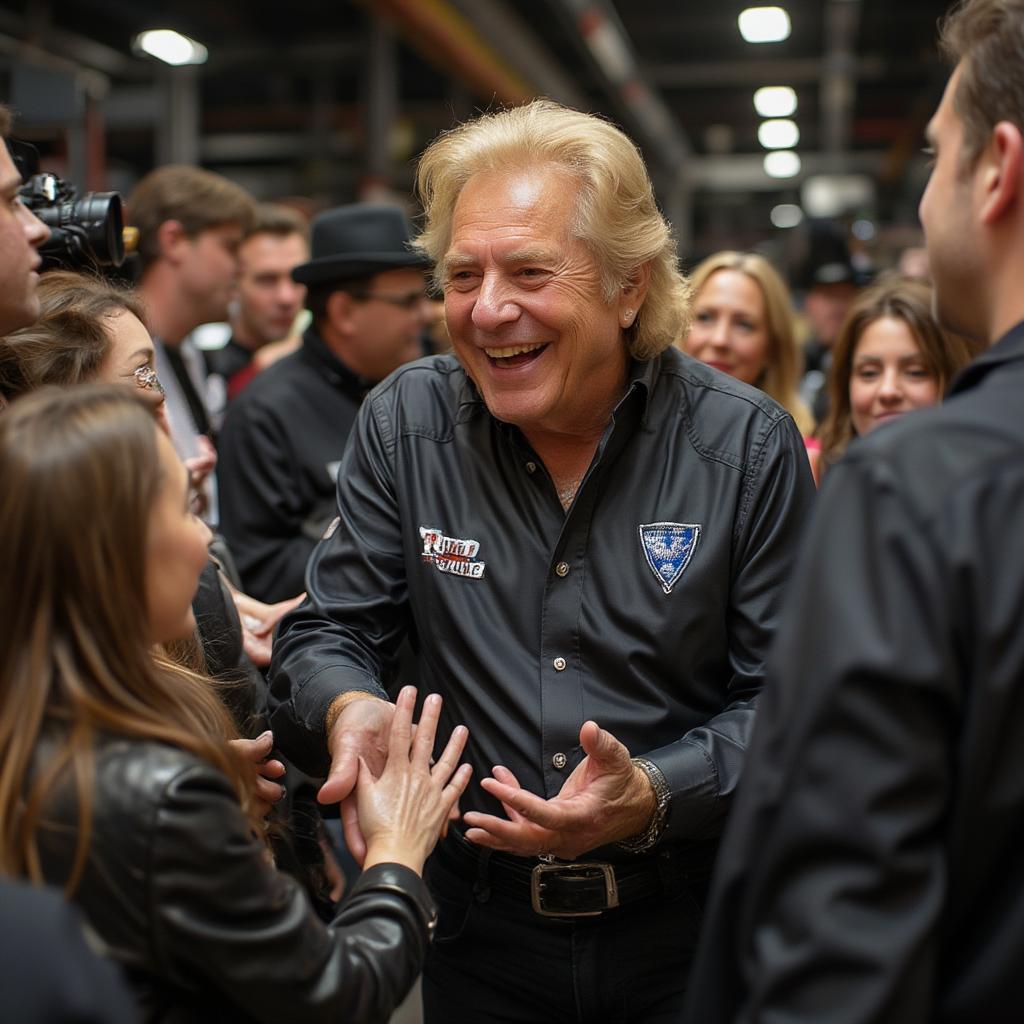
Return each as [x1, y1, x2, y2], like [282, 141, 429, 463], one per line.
[0, 106, 49, 337]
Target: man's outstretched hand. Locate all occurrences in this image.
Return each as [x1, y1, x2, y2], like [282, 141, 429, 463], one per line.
[462, 721, 656, 860]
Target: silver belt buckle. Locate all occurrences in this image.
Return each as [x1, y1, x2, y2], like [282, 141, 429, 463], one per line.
[530, 860, 620, 917]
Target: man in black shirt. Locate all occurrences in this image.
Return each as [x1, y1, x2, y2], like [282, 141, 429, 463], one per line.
[684, 2, 1024, 1021]
[218, 204, 431, 602]
[270, 103, 815, 1023]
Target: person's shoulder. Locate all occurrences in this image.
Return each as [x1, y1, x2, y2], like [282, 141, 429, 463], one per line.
[839, 385, 1024, 528]
[654, 347, 797, 468]
[93, 738, 223, 812]
[369, 353, 469, 437]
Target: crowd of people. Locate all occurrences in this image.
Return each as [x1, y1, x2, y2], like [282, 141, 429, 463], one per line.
[1, 0, 1022, 1021]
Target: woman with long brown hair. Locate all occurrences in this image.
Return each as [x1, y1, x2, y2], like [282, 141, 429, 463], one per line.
[816, 275, 975, 478]
[0, 385, 471, 1022]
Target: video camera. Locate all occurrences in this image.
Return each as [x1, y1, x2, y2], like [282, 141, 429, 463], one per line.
[7, 138, 128, 270]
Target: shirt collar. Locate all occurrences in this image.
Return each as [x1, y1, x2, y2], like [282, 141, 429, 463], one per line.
[949, 319, 1024, 396]
[302, 326, 377, 397]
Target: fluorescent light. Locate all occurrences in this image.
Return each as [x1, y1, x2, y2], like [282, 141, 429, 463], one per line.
[134, 29, 208, 66]
[739, 7, 791, 43]
[758, 119, 800, 149]
[754, 86, 797, 117]
[770, 203, 803, 228]
[764, 151, 801, 178]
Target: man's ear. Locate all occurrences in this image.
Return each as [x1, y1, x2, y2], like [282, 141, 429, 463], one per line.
[979, 121, 1023, 225]
[325, 289, 356, 334]
[619, 261, 653, 324]
[155, 219, 189, 265]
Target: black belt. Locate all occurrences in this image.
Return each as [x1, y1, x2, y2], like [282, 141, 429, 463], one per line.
[437, 829, 712, 919]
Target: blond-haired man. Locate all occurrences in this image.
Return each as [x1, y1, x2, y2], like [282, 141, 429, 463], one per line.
[272, 101, 814, 1022]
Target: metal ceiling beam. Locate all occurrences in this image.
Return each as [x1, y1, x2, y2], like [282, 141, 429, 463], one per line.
[354, 0, 535, 105]
[647, 54, 890, 90]
[446, 0, 588, 109]
[821, 0, 862, 155]
[549, 0, 692, 170]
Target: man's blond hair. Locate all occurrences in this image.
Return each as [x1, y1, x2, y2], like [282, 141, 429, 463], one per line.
[414, 100, 691, 360]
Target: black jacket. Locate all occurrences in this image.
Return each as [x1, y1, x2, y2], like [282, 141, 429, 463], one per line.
[218, 329, 375, 602]
[684, 324, 1024, 1023]
[270, 347, 815, 852]
[38, 739, 435, 1024]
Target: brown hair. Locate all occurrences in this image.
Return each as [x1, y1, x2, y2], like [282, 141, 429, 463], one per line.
[0, 271, 145, 401]
[0, 385, 253, 890]
[682, 251, 815, 435]
[939, 0, 1024, 168]
[245, 202, 309, 243]
[818, 275, 975, 468]
[414, 99, 691, 360]
[128, 165, 255, 269]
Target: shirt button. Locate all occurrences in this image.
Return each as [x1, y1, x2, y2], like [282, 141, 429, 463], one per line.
[526, 461, 537, 473]
[552, 752, 567, 769]
[555, 561, 570, 577]
[553, 657, 566, 671]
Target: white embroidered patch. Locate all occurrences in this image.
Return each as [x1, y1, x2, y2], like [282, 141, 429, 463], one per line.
[419, 526, 486, 579]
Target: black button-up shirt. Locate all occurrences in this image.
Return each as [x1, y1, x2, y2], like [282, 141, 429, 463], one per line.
[270, 346, 815, 851]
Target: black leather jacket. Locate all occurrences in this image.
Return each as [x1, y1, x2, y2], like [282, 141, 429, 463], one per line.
[37, 738, 435, 1024]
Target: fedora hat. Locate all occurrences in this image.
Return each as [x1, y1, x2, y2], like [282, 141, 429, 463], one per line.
[292, 203, 430, 285]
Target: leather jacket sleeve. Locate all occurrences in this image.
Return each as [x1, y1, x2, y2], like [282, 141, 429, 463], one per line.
[149, 759, 433, 1024]
[645, 412, 816, 845]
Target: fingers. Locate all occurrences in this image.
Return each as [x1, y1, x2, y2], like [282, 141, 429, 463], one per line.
[579, 720, 629, 767]
[463, 812, 545, 856]
[256, 758, 286, 781]
[318, 747, 359, 805]
[431, 723, 469, 783]
[253, 774, 285, 806]
[479, 776, 567, 831]
[410, 692, 442, 767]
[340, 794, 367, 866]
[384, 686, 417, 772]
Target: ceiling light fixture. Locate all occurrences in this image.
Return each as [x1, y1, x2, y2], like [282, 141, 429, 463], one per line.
[758, 119, 800, 149]
[134, 29, 208, 66]
[754, 86, 797, 117]
[770, 203, 803, 228]
[738, 7, 792, 44]
[764, 151, 801, 178]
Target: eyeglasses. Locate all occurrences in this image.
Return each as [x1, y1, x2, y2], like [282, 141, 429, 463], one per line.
[133, 365, 165, 396]
[349, 290, 429, 311]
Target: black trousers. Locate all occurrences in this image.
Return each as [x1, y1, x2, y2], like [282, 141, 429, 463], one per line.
[422, 835, 708, 1024]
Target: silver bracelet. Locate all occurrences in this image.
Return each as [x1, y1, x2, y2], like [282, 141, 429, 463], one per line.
[616, 757, 670, 854]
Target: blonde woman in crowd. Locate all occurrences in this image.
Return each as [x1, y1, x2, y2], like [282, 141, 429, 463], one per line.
[680, 250, 815, 437]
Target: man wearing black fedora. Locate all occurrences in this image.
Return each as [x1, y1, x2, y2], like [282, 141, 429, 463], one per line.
[217, 203, 432, 603]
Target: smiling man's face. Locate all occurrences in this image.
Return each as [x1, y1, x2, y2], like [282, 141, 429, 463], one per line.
[443, 163, 630, 444]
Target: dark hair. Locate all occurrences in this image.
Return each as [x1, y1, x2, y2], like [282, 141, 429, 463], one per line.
[0, 271, 145, 401]
[305, 273, 376, 326]
[818, 275, 975, 468]
[0, 104, 11, 138]
[129, 165, 255, 269]
[940, 0, 1024, 167]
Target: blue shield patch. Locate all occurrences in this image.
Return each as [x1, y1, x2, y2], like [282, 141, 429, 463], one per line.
[639, 522, 701, 594]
